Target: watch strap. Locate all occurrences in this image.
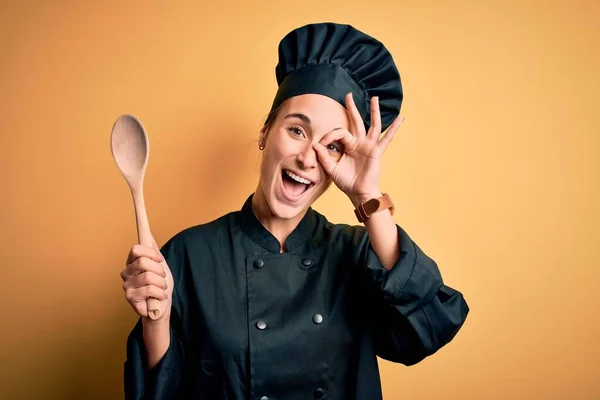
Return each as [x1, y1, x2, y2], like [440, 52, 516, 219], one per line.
[354, 193, 395, 223]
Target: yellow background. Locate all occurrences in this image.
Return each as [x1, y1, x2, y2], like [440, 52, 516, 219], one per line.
[1, 0, 598, 399]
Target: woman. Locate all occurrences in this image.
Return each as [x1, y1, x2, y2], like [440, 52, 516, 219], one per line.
[122, 23, 469, 399]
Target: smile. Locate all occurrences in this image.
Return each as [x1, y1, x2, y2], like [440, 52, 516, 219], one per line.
[281, 169, 315, 199]
[284, 169, 313, 185]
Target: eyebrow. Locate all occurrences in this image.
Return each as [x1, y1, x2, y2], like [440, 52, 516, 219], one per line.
[283, 113, 344, 134]
[284, 113, 311, 124]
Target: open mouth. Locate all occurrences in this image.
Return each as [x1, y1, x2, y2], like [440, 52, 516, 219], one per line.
[281, 169, 315, 199]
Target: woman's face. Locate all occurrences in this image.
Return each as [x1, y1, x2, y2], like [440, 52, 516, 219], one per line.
[258, 94, 349, 219]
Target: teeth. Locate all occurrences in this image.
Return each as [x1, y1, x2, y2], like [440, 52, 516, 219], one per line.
[285, 170, 312, 185]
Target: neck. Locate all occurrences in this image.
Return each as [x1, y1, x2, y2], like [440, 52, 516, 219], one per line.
[251, 187, 306, 252]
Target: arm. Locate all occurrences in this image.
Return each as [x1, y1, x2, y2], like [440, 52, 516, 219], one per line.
[315, 93, 469, 364]
[143, 318, 170, 369]
[313, 94, 405, 271]
[356, 223, 469, 365]
[349, 191, 399, 270]
[124, 237, 186, 399]
[125, 316, 185, 399]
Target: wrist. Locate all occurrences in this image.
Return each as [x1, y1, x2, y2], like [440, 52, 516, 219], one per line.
[142, 317, 171, 369]
[348, 191, 383, 208]
[142, 313, 170, 332]
[142, 316, 170, 345]
[352, 192, 395, 223]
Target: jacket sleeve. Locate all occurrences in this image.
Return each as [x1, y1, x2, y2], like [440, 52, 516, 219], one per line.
[358, 225, 469, 365]
[124, 237, 186, 399]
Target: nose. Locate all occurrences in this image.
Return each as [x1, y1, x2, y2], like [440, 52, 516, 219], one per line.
[296, 143, 318, 170]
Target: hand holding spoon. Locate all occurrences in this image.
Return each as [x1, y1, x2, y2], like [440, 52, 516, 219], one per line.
[110, 114, 163, 320]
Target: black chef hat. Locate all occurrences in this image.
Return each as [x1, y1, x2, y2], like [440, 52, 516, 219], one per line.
[270, 22, 403, 131]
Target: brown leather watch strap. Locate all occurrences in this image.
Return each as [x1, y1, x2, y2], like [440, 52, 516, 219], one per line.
[354, 193, 395, 223]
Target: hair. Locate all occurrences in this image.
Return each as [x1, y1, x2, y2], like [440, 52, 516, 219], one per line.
[263, 106, 280, 130]
[259, 104, 282, 149]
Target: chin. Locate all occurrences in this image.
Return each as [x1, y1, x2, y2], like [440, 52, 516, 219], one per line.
[257, 168, 328, 220]
[268, 198, 309, 220]
[265, 184, 319, 220]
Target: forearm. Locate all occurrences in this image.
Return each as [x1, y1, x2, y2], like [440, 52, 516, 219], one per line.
[349, 191, 400, 270]
[142, 318, 171, 369]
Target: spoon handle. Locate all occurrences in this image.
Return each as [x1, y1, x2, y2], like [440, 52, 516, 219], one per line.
[132, 186, 162, 320]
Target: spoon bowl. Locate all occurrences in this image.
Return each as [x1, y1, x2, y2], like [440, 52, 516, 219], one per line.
[110, 115, 149, 184]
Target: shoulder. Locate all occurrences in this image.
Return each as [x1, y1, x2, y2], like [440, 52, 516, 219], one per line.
[158, 211, 240, 286]
[161, 210, 239, 251]
[311, 208, 368, 247]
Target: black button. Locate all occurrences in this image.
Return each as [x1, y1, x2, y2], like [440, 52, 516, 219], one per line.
[312, 314, 323, 324]
[302, 257, 312, 266]
[260, 397, 269, 400]
[254, 259, 264, 269]
[313, 388, 325, 398]
[256, 320, 267, 330]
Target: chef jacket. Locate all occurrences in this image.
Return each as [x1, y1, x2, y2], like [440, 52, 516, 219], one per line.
[125, 194, 469, 399]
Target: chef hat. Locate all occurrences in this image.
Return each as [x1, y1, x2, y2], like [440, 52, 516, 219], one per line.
[270, 22, 403, 131]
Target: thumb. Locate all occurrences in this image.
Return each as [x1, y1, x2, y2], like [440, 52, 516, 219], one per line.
[151, 236, 161, 256]
[313, 143, 337, 177]
[150, 236, 167, 267]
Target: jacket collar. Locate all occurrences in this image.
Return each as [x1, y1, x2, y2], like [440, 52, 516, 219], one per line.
[239, 193, 316, 253]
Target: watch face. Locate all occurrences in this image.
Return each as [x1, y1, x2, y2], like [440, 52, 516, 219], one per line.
[364, 198, 381, 214]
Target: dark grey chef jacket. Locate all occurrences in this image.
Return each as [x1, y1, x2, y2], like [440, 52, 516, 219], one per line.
[125, 194, 469, 399]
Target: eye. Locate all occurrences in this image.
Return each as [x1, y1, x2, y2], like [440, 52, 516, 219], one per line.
[327, 141, 343, 153]
[287, 126, 305, 138]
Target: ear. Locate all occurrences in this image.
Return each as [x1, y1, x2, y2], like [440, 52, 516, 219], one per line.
[259, 125, 269, 143]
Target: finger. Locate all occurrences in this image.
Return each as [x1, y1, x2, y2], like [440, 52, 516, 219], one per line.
[320, 128, 355, 149]
[367, 96, 382, 140]
[129, 300, 148, 318]
[123, 270, 168, 291]
[126, 285, 169, 303]
[126, 244, 164, 265]
[126, 256, 167, 278]
[378, 116, 404, 152]
[313, 143, 338, 176]
[345, 93, 366, 137]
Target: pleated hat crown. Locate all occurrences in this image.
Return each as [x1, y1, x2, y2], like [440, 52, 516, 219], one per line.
[270, 22, 403, 131]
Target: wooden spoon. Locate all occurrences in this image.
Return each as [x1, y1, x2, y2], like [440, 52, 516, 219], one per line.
[110, 114, 162, 320]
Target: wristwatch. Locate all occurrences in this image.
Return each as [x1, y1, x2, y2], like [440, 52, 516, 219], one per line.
[354, 193, 395, 223]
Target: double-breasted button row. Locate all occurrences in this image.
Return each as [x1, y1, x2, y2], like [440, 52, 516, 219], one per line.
[255, 315, 322, 330]
[254, 314, 322, 330]
[253, 258, 313, 269]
